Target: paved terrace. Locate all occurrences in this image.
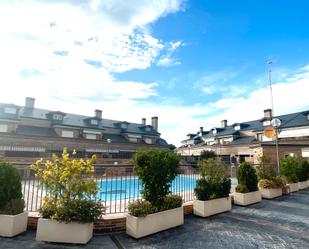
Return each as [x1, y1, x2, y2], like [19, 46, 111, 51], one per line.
[1, 189, 308, 249]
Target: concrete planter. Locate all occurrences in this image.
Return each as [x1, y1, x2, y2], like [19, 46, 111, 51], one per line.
[287, 182, 299, 192]
[298, 181, 309, 189]
[260, 188, 282, 199]
[36, 218, 93, 244]
[193, 197, 231, 217]
[0, 212, 28, 237]
[233, 190, 261, 206]
[126, 206, 183, 239]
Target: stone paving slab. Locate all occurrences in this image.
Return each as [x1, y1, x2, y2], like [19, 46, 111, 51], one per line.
[1, 189, 308, 249]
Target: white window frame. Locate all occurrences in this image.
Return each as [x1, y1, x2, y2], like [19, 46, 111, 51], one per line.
[90, 119, 98, 125]
[61, 130, 74, 138]
[144, 138, 152, 144]
[263, 120, 271, 126]
[53, 114, 63, 121]
[4, 107, 16, 114]
[128, 137, 138, 143]
[234, 125, 240, 131]
[85, 133, 97, 140]
[0, 124, 8, 132]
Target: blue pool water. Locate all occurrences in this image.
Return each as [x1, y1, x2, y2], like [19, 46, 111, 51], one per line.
[96, 176, 237, 201]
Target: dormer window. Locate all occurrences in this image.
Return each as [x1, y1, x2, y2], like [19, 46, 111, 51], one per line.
[307, 114, 309, 121]
[4, 107, 17, 114]
[90, 119, 98, 125]
[234, 125, 240, 131]
[121, 123, 128, 129]
[212, 128, 217, 135]
[145, 126, 151, 131]
[263, 120, 271, 126]
[53, 114, 63, 121]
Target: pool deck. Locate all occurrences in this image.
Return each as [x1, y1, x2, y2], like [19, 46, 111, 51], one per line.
[1, 188, 308, 249]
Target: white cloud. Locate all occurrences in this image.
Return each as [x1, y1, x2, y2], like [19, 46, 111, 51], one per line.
[157, 40, 183, 67]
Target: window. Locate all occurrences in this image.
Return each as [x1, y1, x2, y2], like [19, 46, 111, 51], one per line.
[144, 138, 152, 144]
[61, 130, 74, 138]
[121, 123, 128, 129]
[212, 129, 217, 134]
[53, 114, 63, 120]
[4, 107, 16, 114]
[234, 125, 240, 131]
[90, 119, 98, 125]
[128, 137, 138, 143]
[145, 126, 151, 131]
[263, 120, 271, 126]
[307, 114, 309, 121]
[0, 124, 8, 132]
[85, 134, 96, 140]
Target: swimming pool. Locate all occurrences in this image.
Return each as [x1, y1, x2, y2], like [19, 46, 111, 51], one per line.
[96, 176, 238, 201]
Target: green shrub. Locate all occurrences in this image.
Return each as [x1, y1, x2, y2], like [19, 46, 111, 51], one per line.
[200, 150, 216, 161]
[0, 161, 25, 215]
[133, 149, 180, 209]
[194, 177, 231, 201]
[32, 148, 104, 223]
[198, 158, 228, 179]
[40, 199, 104, 223]
[235, 184, 249, 193]
[161, 195, 183, 211]
[128, 200, 157, 217]
[236, 162, 258, 192]
[280, 156, 298, 183]
[296, 159, 309, 182]
[128, 195, 182, 217]
[256, 156, 276, 180]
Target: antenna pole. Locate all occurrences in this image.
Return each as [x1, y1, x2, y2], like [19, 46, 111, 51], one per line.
[268, 60, 274, 115]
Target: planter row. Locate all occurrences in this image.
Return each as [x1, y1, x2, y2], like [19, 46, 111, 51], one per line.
[1, 181, 308, 242]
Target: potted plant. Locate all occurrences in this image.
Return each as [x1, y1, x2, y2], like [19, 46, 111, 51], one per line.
[280, 156, 299, 192]
[193, 158, 231, 217]
[31, 148, 104, 244]
[234, 162, 261, 206]
[0, 161, 27, 237]
[256, 156, 284, 199]
[297, 159, 309, 189]
[126, 149, 183, 239]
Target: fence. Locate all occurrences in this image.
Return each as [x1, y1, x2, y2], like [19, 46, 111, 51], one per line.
[20, 166, 200, 215]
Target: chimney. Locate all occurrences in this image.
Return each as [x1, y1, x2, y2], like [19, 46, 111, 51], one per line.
[142, 118, 146, 125]
[25, 97, 35, 108]
[151, 116, 158, 131]
[94, 109, 102, 119]
[264, 109, 272, 119]
[200, 127, 203, 135]
[221, 120, 227, 128]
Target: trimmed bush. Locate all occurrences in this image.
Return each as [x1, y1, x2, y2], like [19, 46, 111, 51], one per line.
[198, 158, 228, 179]
[133, 149, 180, 209]
[31, 148, 104, 223]
[128, 195, 182, 217]
[296, 159, 309, 182]
[0, 161, 24, 215]
[194, 177, 231, 201]
[235, 184, 249, 193]
[280, 156, 298, 183]
[236, 162, 258, 192]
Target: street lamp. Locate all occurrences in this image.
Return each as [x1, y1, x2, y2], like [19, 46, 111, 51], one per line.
[271, 118, 281, 175]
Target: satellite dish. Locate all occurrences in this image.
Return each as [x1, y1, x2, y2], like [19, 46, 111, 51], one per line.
[271, 118, 281, 128]
[264, 127, 276, 138]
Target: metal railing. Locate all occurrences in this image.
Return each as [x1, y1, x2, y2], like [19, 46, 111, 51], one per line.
[20, 166, 200, 215]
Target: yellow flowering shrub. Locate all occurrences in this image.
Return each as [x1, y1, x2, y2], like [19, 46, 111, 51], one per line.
[31, 148, 104, 223]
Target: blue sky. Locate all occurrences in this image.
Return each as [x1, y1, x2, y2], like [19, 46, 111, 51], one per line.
[1, 0, 309, 145]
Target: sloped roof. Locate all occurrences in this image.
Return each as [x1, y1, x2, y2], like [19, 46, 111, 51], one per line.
[14, 106, 160, 136]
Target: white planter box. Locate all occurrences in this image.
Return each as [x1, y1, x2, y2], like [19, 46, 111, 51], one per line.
[260, 188, 282, 199]
[298, 181, 309, 189]
[36, 218, 93, 244]
[233, 190, 261, 206]
[0, 212, 28, 237]
[126, 207, 183, 239]
[287, 182, 299, 192]
[193, 197, 231, 217]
